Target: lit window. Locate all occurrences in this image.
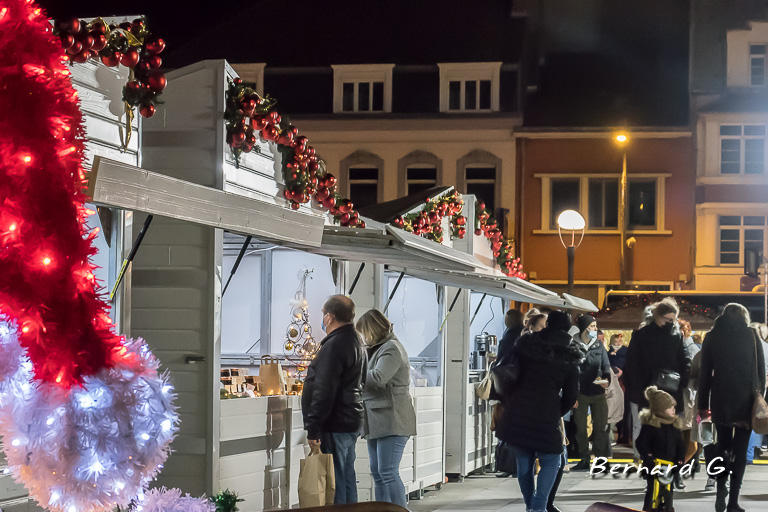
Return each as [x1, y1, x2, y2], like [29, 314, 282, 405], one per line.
[627, 180, 657, 228]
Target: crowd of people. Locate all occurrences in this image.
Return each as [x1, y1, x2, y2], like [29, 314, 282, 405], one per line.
[298, 293, 768, 512]
[491, 298, 768, 512]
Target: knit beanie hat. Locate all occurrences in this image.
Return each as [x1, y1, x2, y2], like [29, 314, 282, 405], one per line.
[577, 314, 596, 334]
[645, 386, 676, 416]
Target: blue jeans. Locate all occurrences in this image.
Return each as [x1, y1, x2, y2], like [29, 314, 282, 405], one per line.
[514, 446, 562, 512]
[747, 430, 761, 464]
[321, 432, 359, 504]
[367, 435, 409, 507]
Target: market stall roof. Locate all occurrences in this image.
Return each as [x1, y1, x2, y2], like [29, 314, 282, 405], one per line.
[357, 186, 452, 223]
[86, 157, 325, 247]
[390, 265, 596, 310]
[297, 220, 481, 272]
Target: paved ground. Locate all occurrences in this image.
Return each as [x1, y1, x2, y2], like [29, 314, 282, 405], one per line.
[408, 464, 768, 512]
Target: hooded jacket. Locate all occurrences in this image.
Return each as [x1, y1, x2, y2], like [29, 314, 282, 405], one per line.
[495, 328, 582, 454]
[624, 322, 691, 411]
[573, 333, 612, 396]
[698, 317, 766, 425]
[302, 324, 367, 439]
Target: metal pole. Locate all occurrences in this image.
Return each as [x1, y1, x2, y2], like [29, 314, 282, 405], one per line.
[222, 235, 252, 297]
[347, 262, 366, 296]
[439, 288, 463, 331]
[110, 214, 153, 301]
[567, 245, 575, 296]
[383, 271, 406, 314]
[470, 293, 488, 326]
[619, 151, 628, 288]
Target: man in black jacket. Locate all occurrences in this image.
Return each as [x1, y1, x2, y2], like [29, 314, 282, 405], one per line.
[302, 295, 367, 504]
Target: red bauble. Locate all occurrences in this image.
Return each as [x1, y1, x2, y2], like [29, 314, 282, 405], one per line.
[101, 52, 120, 67]
[283, 189, 294, 201]
[134, 60, 151, 74]
[340, 213, 351, 224]
[290, 202, 300, 210]
[251, 116, 267, 131]
[339, 201, 353, 214]
[324, 174, 337, 188]
[458, 227, 466, 238]
[455, 216, 466, 226]
[246, 133, 257, 147]
[261, 126, 279, 142]
[478, 202, 486, 210]
[125, 80, 141, 92]
[323, 197, 336, 210]
[146, 38, 166, 54]
[233, 77, 242, 85]
[66, 40, 82, 55]
[79, 34, 94, 50]
[120, 48, 140, 68]
[231, 130, 246, 146]
[60, 34, 74, 49]
[147, 55, 162, 69]
[427, 212, 440, 224]
[309, 176, 318, 188]
[316, 188, 330, 201]
[72, 50, 90, 63]
[268, 111, 281, 125]
[61, 16, 80, 34]
[147, 73, 167, 92]
[139, 104, 156, 118]
[91, 33, 107, 52]
[348, 217, 359, 227]
[298, 193, 310, 204]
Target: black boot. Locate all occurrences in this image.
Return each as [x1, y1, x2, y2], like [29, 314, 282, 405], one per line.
[571, 459, 591, 471]
[727, 482, 745, 512]
[673, 472, 686, 490]
[716, 479, 729, 512]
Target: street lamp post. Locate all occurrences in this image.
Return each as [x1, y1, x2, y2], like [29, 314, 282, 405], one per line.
[615, 133, 630, 288]
[557, 210, 586, 296]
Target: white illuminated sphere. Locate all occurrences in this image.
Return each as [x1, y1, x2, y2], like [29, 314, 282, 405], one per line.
[557, 209, 586, 231]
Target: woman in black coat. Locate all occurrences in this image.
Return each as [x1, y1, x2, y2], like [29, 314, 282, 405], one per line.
[698, 303, 766, 512]
[494, 311, 581, 512]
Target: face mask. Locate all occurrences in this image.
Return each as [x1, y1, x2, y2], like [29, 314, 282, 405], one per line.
[588, 330, 598, 340]
[662, 321, 674, 333]
[321, 314, 327, 332]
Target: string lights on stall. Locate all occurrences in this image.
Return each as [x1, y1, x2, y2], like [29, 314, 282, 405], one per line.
[283, 269, 319, 383]
[593, 293, 717, 320]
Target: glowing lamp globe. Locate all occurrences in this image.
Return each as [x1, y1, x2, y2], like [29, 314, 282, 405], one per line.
[616, 134, 627, 143]
[557, 210, 585, 231]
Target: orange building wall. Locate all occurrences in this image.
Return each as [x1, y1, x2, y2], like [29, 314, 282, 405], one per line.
[517, 137, 695, 284]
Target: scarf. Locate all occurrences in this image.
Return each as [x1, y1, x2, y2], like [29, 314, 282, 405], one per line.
[639, 409, 684, 429]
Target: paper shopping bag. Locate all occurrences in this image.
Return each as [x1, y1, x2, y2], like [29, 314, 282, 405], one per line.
[258, 355, 286, 395]
[298, 446, 335, 507]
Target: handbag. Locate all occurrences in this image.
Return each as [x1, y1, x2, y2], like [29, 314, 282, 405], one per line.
[495, 440, 517, 476]
[476, 372, 492, 400]
[298, 446, 336, 507]
[652, 369, 681, 395]
[490, 357, 521, 397]
[750, 331, 768, 434]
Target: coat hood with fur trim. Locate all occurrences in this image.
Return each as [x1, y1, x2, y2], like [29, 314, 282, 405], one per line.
[515, 328, 584, 367]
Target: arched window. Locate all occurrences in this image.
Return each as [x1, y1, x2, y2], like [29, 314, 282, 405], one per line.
[398, 151, 443, 197]
[340, 151, 383, 209]
[457, 150, 502, 214]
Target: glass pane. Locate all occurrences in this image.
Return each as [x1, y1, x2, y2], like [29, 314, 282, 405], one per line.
[588, 179, 619, 229]
[720, 228, 740, 240]
[222, 251, 262, 353]
[721, 253, 740, 264]
[745, 229, 764, 241]
[746, 241, 764, 255]
[550, 179, 580, 229]
[720, 241, 740, 252]
[349, 183, 378, 209]
[751, 71, 765, 87]
[342, 82, 354, 111]
[588, 180, 605, 228]
[628, 181, 656, 228]
[604, 180, 619, 228]
[479, 80, 491, 109]
[449, 81, 461, 110]
[465, 167, 496, 180]
[720, 125, 742, 136]
[372, 82, 384, 111]
[466, 183, 495, 213]
[349, 167, 378, 180]
[407, 182, 437, 196]
[719, 216, 741, 226]
[721, 138, 741, 174]
[745, 138, 765, 174]
[745, 125, 766, 136]
[751, 44, 767, 55]
[407, 167, 437, 180]
[358, 82, 370, 112]
[465, 80, 477, 110]
[745, 216, 765, 226]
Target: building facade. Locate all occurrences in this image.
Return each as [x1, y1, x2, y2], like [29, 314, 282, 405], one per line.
[515, 131, 696, 306]
[692, 15, 768, 291]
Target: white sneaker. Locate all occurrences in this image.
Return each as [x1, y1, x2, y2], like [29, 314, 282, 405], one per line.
[705, 477, 716, 491]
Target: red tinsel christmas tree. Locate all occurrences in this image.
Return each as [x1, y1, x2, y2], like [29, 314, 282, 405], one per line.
[0, 0, 122, 387]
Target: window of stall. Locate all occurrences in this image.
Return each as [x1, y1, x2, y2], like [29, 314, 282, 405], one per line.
[468, 292, 507, 360]
[384, 273, 443, 386]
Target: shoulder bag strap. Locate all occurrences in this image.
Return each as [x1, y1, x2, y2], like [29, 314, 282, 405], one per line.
[753, 328, 761, 395]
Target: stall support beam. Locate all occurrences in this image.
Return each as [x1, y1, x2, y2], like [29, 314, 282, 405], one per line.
[110, 214, 153, 301]
[347, 262, 366, 296]
[383, 271, 406, 313]
[469, 293, 487, 326]
[439, 289, 463, 331]
[222, 235, 252, 296]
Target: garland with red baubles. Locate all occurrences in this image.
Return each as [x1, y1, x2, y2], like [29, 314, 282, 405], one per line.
[476, 200, 526, 278]
[391, 191, 466, 244]
[53, 16, 166, 118]
[225, 78, 363, 227]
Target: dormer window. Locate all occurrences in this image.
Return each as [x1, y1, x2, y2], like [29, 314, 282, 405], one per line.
[751, 44, 767, 86]
[332, 64, 394, 113]
[438, 63, 501, 113]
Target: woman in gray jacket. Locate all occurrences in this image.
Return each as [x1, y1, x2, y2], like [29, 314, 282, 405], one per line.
[356, 309, 417, 507]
